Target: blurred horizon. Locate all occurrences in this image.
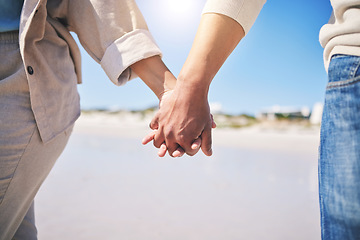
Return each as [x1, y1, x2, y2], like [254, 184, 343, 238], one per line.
[76, 0, 333, 116]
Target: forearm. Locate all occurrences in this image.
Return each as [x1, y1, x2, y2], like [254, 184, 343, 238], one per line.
[130, 55, 177, 100]
[177, 13, 245, 94]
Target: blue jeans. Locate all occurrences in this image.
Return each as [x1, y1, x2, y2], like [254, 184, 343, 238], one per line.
[319, 54, 360, 239]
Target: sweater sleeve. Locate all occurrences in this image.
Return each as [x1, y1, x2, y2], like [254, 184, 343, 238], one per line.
[202, 0, 266, 35]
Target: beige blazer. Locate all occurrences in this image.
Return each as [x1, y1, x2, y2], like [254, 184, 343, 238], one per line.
[19, 0, 161, 143]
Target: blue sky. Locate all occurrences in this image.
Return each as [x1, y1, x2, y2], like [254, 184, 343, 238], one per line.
[77, 0, 333, 115]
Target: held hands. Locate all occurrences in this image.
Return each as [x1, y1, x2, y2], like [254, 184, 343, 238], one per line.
[142, 84, 216, 158]
[129, 55, 215, 158]
[137, 13, 245, 158]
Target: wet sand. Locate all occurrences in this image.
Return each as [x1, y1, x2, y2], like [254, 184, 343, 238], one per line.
[35, 114, 321, 239]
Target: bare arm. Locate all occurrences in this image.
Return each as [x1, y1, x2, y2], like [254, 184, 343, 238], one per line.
[178, 13, 245, 93]
[130, 55, 176, 101]
[145, 13, 245, 157]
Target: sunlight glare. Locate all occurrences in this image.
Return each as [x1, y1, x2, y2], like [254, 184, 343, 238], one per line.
[164, 0, 198, 16]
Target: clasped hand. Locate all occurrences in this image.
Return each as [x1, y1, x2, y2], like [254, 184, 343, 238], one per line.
[142, 85, 216, 158]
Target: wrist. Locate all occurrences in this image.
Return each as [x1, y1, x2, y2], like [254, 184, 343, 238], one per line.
[177, 56, 214, 98]
[176, 72, 211, 99]
[130, 56, 177, 100]
[161, 71, 176, 96]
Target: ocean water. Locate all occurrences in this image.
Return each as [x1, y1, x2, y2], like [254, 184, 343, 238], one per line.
[35, 124, 320, 240]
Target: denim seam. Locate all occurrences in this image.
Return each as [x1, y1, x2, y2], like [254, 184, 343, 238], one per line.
[353, 57, 360, 78]
[318, 144, 325, 239]
[326, 76, 360, 89]
[0, 126, 37, 207]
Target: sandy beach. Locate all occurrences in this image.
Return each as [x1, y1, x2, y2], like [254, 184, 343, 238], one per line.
[35, 113, 321, 239]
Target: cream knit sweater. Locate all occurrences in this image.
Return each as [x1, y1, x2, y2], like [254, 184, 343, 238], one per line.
[320, 1, 360, 71]
[203, 0, 360, 71]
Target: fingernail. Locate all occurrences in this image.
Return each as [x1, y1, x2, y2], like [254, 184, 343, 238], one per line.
[191, 144, 199, 150]
[173, 150, 181, 157]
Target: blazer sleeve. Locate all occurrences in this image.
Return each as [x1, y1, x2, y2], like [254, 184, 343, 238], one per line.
[48, 0, 162, 86]
[202, 0, 266, 35]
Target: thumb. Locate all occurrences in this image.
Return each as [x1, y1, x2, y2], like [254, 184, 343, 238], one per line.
[210, 114, 217, 128]
[201, 124, 213, 156]
[149, 114, 159, 130]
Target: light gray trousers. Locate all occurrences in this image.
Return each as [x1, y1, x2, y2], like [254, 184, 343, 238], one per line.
[0, 32, 72, 240]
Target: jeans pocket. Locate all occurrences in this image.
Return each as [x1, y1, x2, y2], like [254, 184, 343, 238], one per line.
[327, 55, 360, 89]
[323, 55, 360, 132]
